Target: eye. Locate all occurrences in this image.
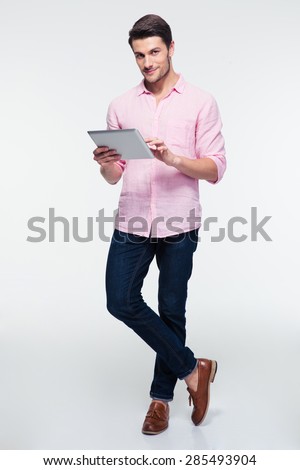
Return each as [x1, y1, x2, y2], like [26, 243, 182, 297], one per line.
[152, 50, 159, 55]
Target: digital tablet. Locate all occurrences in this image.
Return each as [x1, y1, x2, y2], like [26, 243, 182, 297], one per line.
[88, 129, 154, 160]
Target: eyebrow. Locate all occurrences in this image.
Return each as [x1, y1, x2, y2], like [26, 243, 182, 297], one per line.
[134, 48, 161, 56]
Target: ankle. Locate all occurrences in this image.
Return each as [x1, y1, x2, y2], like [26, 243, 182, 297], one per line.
[152, 399, 169, 406]
[185, 366, 198, 391]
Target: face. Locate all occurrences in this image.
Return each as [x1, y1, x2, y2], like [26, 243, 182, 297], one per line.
[132, 36, 174, 85]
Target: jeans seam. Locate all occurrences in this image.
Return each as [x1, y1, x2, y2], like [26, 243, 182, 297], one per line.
[119, 231, 196, 381]
[125, 243, 191, 376]
[126, 242, 152, 311]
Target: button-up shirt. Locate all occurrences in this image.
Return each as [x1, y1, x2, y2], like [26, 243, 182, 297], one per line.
[106, 74, 226, 237]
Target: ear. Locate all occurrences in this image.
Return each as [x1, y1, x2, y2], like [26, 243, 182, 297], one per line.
[168, 40, 175, 58]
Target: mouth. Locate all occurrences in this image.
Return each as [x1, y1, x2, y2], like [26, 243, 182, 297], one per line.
[144, 68, 157, 75]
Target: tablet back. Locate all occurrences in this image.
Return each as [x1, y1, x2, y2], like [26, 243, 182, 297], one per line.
[88, 129, 154, 159]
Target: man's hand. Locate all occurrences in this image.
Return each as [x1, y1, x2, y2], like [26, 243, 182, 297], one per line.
[93, 146, 123, 185]
[93, 146, 121, 168]
[145, 137, 218, 182]
[144, 138, 180, 167]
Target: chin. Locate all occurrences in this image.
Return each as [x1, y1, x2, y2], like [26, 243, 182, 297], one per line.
[145, 74, 162, 84]
[145, 76, 157, 83]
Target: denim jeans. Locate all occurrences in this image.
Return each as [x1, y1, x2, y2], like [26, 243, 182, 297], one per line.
[105, 228, 199, 401]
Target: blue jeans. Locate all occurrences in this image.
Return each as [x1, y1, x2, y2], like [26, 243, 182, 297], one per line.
[105, 228, 199, 401]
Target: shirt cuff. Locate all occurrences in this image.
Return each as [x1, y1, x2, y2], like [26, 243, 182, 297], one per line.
[205, 155, 226, 184]
[115, 159, 126, 172]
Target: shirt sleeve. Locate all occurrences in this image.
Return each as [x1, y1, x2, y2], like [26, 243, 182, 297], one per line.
[195, 95, 226, 184]
[106, 100, 127, 173]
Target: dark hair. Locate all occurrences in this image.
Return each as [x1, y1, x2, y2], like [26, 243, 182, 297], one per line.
[128, 14, 172, 49]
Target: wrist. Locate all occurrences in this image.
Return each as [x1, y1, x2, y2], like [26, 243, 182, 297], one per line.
[171, 155, 182, 168]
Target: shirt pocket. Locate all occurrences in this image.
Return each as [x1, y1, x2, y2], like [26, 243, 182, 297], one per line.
[165, 118, 196, 156]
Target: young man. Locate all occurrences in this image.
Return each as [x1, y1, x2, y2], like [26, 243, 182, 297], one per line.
[93, 14, 226, 434]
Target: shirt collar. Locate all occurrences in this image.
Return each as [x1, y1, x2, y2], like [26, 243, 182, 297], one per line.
[137, 73, 185, 96]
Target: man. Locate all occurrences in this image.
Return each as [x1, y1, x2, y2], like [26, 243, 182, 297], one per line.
[93, 14, 226, 434]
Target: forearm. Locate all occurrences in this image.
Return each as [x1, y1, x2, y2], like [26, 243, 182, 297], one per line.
[172, 156, 218, 183]
[145, 138, 220, 183]
[100, 162, 123, 185]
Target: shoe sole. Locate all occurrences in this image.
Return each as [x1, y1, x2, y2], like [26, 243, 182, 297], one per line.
[142, 425, 168, 435]
[194, 359, 217, 426]
[210, 360, 218, 383]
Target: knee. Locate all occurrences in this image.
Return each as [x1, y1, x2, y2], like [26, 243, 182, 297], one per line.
[106, 294, 123, 319]
[106, 291, 130, 321]
[159, 294, 185, 317]
[107, 291, 146, 323]
[158, 297, 186, 328]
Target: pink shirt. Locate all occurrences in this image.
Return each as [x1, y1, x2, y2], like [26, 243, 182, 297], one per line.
[107, 74, 226, 237]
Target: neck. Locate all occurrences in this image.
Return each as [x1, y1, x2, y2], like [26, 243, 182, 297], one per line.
[145, 67, 179, 96]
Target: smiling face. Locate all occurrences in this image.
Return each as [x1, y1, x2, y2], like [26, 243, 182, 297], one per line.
[132, 36, 175, 85]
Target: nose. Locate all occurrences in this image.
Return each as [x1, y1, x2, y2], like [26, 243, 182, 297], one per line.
[144, 55, 153, 69]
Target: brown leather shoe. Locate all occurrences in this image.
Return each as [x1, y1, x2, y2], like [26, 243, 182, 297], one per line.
[187, 358, 217, 425]
[142, 401, 169, 435]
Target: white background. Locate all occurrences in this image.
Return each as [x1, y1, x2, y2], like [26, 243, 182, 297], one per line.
[0, 0, 299, 450]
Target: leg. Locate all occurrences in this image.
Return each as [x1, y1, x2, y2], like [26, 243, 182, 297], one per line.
[106, 229, 197, 400]
[150, 229, 199, 401]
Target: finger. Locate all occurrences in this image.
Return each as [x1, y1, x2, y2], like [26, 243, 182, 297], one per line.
[94, 154, 121, 163]
[93, 146, 119, 156]
[149, 141, 164, 148]
[93, 146, 108, 155]
[144, 137, 162, 144]
[105, 149, 117, 156]
[148, 144, 157, 151]
[93, 155, 121, 161]
[94, 149, 118, 158]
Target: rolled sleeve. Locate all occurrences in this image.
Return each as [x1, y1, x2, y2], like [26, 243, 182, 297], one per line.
[106, 101, 126, 173]
[115, 159, 126, 172]
[205, 154, 227, 184]
[196, 95, 226, 184]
